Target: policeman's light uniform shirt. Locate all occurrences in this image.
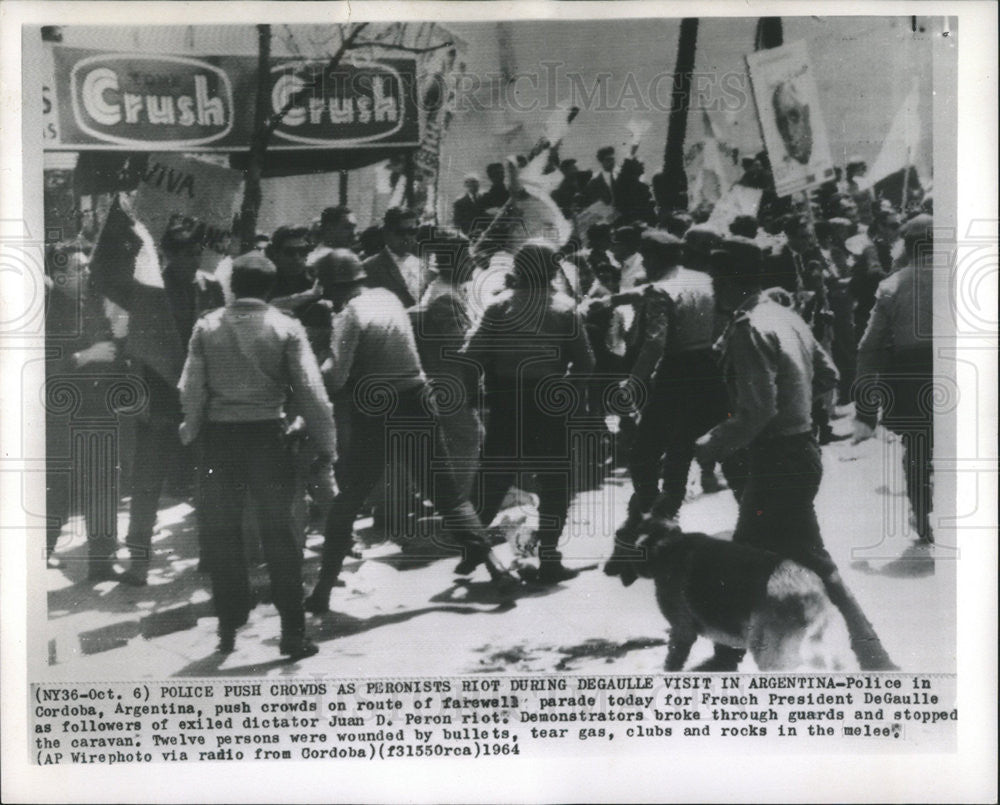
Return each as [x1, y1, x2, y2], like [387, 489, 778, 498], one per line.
[856, 259, 934, 373]
[178, 298, 337, 456]
[701, 292, 839, 455]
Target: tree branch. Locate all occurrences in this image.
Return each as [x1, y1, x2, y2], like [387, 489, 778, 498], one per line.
[261, 21, 370, 140]
[351, 40, 454, 55]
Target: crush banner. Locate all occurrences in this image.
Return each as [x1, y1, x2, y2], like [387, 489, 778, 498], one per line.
[48, 46, 420, 151]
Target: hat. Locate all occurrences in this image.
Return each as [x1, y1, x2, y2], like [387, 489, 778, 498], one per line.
[232, 251, 276, 274]
[640, 229, 684, 261]
[310, 247, 366, 286]
[613, 224, 642, 248]
[710, 236, 763, 279]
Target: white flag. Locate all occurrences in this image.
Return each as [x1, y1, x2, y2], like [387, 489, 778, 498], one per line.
[859, 84, 921, 190]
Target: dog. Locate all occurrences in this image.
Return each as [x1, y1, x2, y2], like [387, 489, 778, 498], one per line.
[628, 517, 855, 672]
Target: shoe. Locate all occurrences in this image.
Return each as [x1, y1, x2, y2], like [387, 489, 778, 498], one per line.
[490, 569, 523, 596]
[536, 563, 580, 585]
[279, 634, 319, 660]
[454, 555, 482, 576]
[303, 591, 331, 615]
[878, 541, 935, 578]
[118, 563, 148, 587]
[217, 628, 236, 654]
[87, 562, 120, 583]
[47, 552, 63, 570]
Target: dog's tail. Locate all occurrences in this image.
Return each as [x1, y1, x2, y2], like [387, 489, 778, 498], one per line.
[754, 561, 855, 671]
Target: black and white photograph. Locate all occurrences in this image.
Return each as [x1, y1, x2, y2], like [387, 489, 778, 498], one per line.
[1, 2, 996, 802]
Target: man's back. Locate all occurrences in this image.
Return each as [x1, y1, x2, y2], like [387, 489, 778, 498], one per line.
[721, 294, 834, 442]
[326, 287, 426, 396]
[463, 288, 594, 385]
[189, 299, 315, 422]
[650, 266, 717, 353]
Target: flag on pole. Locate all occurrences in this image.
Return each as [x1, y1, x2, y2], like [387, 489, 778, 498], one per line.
[685, 109, 738, 209]
[858, 83, 921, 190]
[477, 105, 578, 252]
[89, 196, 187, 387]
[506, 148, 572, 248]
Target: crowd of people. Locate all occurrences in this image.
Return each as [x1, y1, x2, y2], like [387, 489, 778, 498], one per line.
[45, 141, 935, 667]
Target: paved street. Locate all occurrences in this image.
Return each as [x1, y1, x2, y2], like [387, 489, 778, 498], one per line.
[43, 411, 955, 680]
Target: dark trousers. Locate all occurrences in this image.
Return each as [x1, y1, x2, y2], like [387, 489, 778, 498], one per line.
[730, 433, 893, 669]
[476, 387, 572, 562]
[880, 351, 935, 544]
[200, 421, 304, 634]
[628, 350, 727, 520]
[316, 386, 490, 590]
[901, 430, 933, 543]
[124, 414, 186, 561]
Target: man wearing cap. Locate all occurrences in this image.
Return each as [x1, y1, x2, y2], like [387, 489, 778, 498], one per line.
[118, 223, 224, 586]
[605, 230, 727, 540]
[363, 207, 426, 308]
[305, 249, 514, 612]
[453, 174, 482, 236]
[178, 252, 335, 658]
[852, 214, 936, 570]
[692, 236, 897, 671]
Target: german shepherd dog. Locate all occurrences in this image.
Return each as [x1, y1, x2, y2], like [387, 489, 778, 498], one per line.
[628, 517, 855, 672]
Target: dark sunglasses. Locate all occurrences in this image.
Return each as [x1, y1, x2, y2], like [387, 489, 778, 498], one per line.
[282, 246, 312, 256]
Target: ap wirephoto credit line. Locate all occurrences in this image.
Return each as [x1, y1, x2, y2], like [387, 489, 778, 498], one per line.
[1, 3, 996, 803]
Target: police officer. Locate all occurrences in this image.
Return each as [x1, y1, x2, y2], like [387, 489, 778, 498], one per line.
[462, 241, 595, 584]
[609, 230, 728, 531]
[693, 237, 897, 671]
[853, 214, 935, 570]
[178, 253, 335, 658]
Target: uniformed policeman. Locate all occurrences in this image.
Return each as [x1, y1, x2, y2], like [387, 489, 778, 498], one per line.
[178, 252, 335, 658]
[693, 237, 897, 671]
[609, 230, 728, 528]
[853, 214, 936, 570]
[462, 241, 595, 584]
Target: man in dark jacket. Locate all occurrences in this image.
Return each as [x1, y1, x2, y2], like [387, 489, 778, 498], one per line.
[104, 223, 224, 586]
[363, 207, 426, 308]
